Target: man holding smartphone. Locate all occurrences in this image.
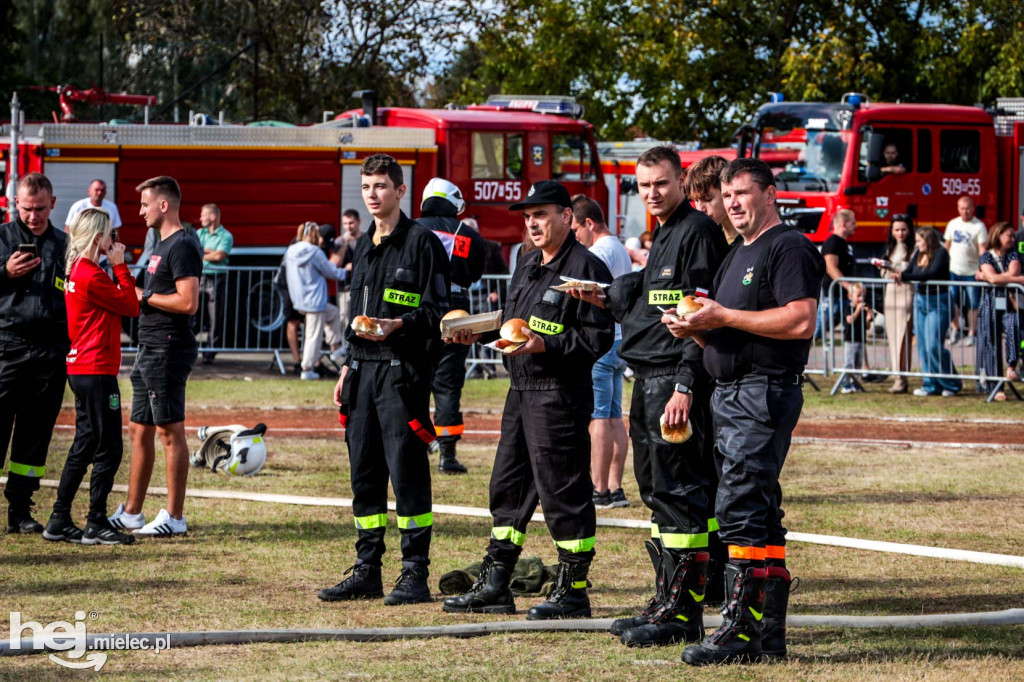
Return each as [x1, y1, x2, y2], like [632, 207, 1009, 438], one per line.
[0, 173, 70, 533]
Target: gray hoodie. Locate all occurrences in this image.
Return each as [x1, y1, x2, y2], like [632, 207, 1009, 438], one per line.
[284, 241, 346, 313]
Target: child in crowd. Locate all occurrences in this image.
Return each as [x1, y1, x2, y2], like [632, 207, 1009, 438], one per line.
[841, 283, 873, 393]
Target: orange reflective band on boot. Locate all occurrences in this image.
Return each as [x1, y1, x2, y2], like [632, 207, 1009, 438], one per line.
[408, 419, 436, 444]
[435, 424, 464, 437]
[765, 545, 786, 560]
[728, 546, 766, 561]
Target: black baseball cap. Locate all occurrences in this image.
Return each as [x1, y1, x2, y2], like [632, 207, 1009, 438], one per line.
[509, 180, 572, 211]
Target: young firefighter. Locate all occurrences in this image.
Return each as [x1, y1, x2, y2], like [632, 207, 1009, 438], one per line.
[44, 208, 139, 545]
[319, 154, 451, 605]
[442, 180, 613, 620]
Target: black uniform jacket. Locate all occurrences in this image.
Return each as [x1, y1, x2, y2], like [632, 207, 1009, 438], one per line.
[0, 218, 69, 349]
[606, 202, 728, 388]
[488, 231, 613, 391]
[417, 203, 486, 291]
[345, 212, 451, 362]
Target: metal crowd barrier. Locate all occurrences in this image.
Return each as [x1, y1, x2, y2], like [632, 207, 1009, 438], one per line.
[464, 274, 511, 377]
[823, 277, 1023, 402]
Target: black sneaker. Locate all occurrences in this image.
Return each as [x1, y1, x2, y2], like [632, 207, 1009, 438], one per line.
[42, 516, 84, 543]
[609, 488, 629, 508]
[318, 564, 384, 602]
[593, 489, 613, 509]
[82, 521, 136, 546]
[384, 565, 433, 605]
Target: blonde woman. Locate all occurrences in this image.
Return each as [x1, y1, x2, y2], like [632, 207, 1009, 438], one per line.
[284, 221, 347, 380]
[44, 208, 139, 545]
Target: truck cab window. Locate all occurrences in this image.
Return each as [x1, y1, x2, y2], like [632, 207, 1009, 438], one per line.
[552, 134, 595, 182]
[940, 129, 981, 173]
[473, 132, 524, 180]
[506, 134, 523, 180]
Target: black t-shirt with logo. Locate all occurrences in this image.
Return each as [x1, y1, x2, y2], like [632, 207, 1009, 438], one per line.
[703, 228, 824, 381]
[139, 228, 203, 348]
[820, 234, 854, 289]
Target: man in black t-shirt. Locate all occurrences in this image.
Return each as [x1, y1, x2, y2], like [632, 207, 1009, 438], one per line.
[663, 159, 823, 666]
[815, 209, 856, 341]
[109, 176, 202, 538]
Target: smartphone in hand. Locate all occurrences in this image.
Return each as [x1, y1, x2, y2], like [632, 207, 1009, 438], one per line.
[18, 244, 37, 257]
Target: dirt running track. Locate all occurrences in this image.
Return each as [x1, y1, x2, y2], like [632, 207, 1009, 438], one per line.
[53, 407, 1024, 446]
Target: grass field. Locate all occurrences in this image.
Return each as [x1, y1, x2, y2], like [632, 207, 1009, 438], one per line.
[3, 375, 1023, 679]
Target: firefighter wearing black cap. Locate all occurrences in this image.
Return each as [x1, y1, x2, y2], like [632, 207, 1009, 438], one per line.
[571, 145, 729, 647]
[664, 159, 823, 666]
[0, 173, 69, 534]
[318, 154, 451, 606]
[417, 177, 486, 474]
[442, 180, 613, 620]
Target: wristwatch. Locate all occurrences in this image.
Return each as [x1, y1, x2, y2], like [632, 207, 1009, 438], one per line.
[674, 383, 691, 395]
[141, 289, 153, 305]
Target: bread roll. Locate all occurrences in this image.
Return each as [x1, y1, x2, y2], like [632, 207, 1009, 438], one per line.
[500, 318, 529, 344]
[677, 295, 703, 318]
[351, 315, 377, 334]
[440, 309, 470, 333]
[660, 414, 693, 444]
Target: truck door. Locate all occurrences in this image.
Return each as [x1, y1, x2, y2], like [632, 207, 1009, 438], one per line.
[465, 130, 527, 244]
[551, 132, 599, 198]
[857, 125, 920, 236]
[935, 127, 991, 226]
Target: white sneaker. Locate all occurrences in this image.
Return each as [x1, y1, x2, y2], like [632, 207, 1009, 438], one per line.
[840, 385, 858, 394]
[300, 371, 320, 380]
[964, 336, 975, 347]
[108, 503, 146, 531]
[912, 388, 931, 397]
[941, 389, 957, 397]
[135, 509, 187, 537]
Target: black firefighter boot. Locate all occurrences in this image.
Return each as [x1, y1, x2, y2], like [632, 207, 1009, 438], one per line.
[526, 560, 591, 620]
[384, 563, 433, 605]
[317, 563, 385, 602]
[609, 540, 663, 636]
[620, 550, 708, 647]
[761, 566, 795, 660]
[681, 563, 767, 666]
[7, 504, 44, 534]
[442, 555, 516, 614]
[437, 439, 467, 475]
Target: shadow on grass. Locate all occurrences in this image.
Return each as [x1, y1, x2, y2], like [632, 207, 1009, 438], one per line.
[5, 577, 188, 597]
[788, 490, 1017, 505]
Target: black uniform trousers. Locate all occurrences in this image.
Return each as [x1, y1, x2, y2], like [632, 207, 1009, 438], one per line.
[487, 387, 596, 567]
[0, 339, 67, 509]
[53, 375, 124, 524]
[432, 293, 472, 443]
[712, 375, 803, 550]
[629, 374, 715, 552]
[345, 358, 434, 568]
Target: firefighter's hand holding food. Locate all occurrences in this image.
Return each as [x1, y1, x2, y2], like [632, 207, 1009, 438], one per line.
[565, 285, 607, 309]
[351, 314, 402, 341]
[660, 295, 708, 346]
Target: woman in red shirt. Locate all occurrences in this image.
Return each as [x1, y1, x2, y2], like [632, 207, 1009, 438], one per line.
[43, 208, 140, 545]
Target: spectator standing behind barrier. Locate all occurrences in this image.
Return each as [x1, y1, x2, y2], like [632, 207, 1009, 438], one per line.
[876, 215, 916, 393]
[109, 176, 202, 537]
[64, 179, 122, 232]
[319, 154, 451, 607]
[945, 196, 988, 346]
[662, 158, 824, 666]
[418, 178, 486, 475]
[840, 283, 872, 393]
[334, 208, 362, 356]
[569, 195, 632, 509]
[284, 222, 346, 381]
[975, 222, 1021, 401]
[0, 173, 69, 534]
[816, 209, 856, 342]
[442, 180, 612, 620]
[196, 204, 233, 365]
[686, 155, 739, 245]
[44, 208, 139, 545]
[896, 227, 962, 397]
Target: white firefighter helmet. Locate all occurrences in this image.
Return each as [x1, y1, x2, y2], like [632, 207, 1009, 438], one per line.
[191, 423, 267, 476]
[421, 177, 465, 214]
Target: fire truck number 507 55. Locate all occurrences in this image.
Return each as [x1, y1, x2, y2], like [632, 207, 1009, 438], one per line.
[474, 180, 523, 203]
[941, 178, 981, 196]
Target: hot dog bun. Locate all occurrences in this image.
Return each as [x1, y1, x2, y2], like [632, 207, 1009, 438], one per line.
[677, 295, 703, 317]
[500, 318, 530, 344]
[660, 414, 693, 444]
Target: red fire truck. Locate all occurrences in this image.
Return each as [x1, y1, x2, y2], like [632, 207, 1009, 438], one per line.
[736, 94, 1024, 255]
[2, 91, 608, 257]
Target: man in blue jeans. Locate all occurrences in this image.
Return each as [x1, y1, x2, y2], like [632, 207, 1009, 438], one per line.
[570, 196, 632, 508]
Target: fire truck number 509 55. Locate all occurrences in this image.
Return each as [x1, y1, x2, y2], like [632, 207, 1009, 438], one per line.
[473, 180, 523, 203]
[941, 178, 981, 196]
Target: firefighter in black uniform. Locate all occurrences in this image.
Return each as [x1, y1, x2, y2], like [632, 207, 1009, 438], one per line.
[442, 180, 613, 619]
[417, 177, 486, 474]
[663, 159, 823, 666]
[571, 146, 729, 647]
[318, 154, 451, 606]
[0, 173, 69, 533]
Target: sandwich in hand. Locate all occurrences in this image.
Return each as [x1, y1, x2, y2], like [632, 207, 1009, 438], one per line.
[351, 315, 380, 335]
[494, 318, 529, 354]
[675, 295, 703, 320]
